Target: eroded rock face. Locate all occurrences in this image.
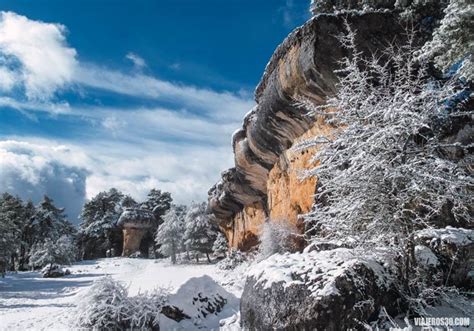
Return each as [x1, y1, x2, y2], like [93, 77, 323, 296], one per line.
[240, 249, 398, 330]
[122, 228, 147, 257]
[209, 12, 406, 249]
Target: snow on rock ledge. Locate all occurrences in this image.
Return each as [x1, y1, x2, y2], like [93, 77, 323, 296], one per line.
[241, 248, 398, 330]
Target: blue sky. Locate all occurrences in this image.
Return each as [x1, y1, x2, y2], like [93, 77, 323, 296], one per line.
[0, 0, 309, 222]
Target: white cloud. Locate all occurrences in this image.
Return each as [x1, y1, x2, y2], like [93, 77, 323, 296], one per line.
[102, 115, 127, 133]
[126, 52, 146, 68]
[0, 11, 78, 100]
[0, 66, 17, 91]
[0, 96, 70, 114]
[75, 64, 254, 119]
[0, 138, 234, 223]
[0, 11, 253, 118]
[0, 140, 89, 223]
[0, 12, 253, 218]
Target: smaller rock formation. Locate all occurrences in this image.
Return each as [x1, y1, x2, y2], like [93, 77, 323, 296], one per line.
[160, 275, 240, 330]
[117, 208, 157, 257]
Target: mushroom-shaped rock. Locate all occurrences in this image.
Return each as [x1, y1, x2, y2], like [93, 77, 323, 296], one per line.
[117, 208, 157, 256]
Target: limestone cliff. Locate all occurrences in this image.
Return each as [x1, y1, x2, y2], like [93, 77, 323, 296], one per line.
[208, 12, 408, 249]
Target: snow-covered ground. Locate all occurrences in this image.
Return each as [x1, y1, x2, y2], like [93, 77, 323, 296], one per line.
[0, 258, 243, 330]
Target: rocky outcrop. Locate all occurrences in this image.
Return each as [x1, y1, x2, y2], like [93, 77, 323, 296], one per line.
[240, 249, 399, 330]
[160, 275, 240, 330]
[209, 12, 407, 249]
[117, 208, 157, 256]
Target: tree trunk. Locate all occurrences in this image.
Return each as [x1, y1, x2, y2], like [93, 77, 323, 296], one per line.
[195, 255, 199, 263]
[9, 254, 15, 271]
[171, 243, 176, 264]
[206, 252, 211, 263]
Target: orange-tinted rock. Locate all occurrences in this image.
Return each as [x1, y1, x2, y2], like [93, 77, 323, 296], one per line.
[122, 227, 147, 256]
[209, 12, 406, 251]
[221, 202, 266, 250]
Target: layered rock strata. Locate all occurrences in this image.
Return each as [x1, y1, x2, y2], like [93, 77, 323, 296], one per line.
[209, 12, 406, 249]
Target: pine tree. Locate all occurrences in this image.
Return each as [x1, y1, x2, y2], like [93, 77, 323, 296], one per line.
[140, 189, 172, 222]
[18, 200, 36, 270]
[212, 232, 228, 258]
[29, 235, 76, 271]
[0, 193, 28, 273]
[184, 202, 219, 263]
[78, 188, 134, 259]
[418, 0, 474, 80]
[30, 195, 75, 244]
[154, 208, 184, 264]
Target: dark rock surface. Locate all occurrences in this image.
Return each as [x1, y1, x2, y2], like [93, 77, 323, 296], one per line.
[414, 227, 474, 288]
[240, 249, 399, 330]
[209, 12, 408, 227]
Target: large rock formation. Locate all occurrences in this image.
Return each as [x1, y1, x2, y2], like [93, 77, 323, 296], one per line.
[208, 12, 407, 249]
[117, 208, 157, 257]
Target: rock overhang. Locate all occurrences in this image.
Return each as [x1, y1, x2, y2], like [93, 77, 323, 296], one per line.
[208, 12, 407, 227]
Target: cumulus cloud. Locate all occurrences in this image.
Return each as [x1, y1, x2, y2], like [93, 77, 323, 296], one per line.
[0, 140, 88, 223]
[0, 138, 234, 223]
[0, 11, 252, 218]
[0, 11, 78, 100]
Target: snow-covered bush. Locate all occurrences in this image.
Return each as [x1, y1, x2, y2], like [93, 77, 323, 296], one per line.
[40, 264, 70, 278]
[75, 276, 130, 330]
[212, 232, 228, 258]
[74, 276, 168, 330]
[217, 249, 247, 270]
[257, 221, 299, 260]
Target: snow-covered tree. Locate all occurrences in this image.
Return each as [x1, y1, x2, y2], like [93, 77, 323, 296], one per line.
[29, 235, 76, 270]
[141, 189, 172, 222]
[418, 0, 474, 80]
[257, 222, 298, 260]
[184, 202, 219, 263]
[212, 232, 228, 258]
[18, 200, 36, 270]
[155, 208, 184, 264]
[297, 24, 472, 292]
[30, 195, 76, 244]
[0, 193, 27, 274]
[78, 188, 135, 259]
